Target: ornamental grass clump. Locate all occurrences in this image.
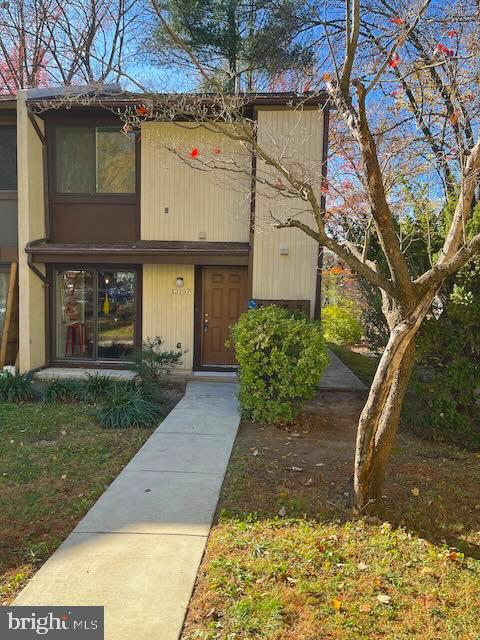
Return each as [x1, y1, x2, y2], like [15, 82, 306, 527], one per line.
[0, 371, 33, 403]
[81, 372, 115, 404]
[231, 305, 328, 423]
[97, 382, 162, 428]
[43, 378, 81, 403]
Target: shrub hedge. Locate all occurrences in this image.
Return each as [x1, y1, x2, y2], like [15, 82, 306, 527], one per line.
[231, 306, 328, 423]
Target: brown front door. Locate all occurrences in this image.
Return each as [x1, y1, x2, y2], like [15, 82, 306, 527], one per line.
[201, 267, 248, 366]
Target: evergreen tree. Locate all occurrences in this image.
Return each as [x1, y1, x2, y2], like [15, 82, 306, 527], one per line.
[150, 0, 314, 91]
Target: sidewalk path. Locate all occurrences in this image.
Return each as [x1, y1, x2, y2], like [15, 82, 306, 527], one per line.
[319, 349, 367, 390]
[15, 382, 240, 640]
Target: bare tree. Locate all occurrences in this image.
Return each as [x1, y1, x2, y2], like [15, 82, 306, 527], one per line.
[0, 0, 146, 92]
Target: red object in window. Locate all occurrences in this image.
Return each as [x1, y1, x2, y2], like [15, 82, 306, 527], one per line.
[190, 147, 199, 158]
[388, 53, 400, 68]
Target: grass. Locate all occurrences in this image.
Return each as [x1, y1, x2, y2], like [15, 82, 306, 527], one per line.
[181, 392, 480, 640]
[0, 402, 156, 603]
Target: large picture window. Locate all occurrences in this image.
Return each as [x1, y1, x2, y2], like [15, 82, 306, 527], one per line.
[54, 268, 137, 361]
[0, 126, 17, 191]
[54, 125, 135, 194]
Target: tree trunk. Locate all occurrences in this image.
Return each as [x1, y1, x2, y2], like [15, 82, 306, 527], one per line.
[353, 305, 423, 510]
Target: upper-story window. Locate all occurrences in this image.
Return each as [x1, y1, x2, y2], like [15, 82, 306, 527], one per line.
[54, 125, 135, 194]
[0, 126, 17, 191]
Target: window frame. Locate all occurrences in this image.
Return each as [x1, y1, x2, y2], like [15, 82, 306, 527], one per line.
[48, 263, 142, 366]
[47, 116, 138, 199]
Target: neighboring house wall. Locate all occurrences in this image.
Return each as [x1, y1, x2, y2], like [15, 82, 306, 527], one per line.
[141, 122, 251, 243]
[17, 91, 46, 372]
[142, 264, 195, 370]
[252, 107, 323, 315]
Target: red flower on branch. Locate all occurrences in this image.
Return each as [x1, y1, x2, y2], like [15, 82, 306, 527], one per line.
[212, 147, 222, 155]
[390, 17, 404, 25]
[190, 147, 200, 159]
[435, 43, 454, 57]
[447, 30, 459, 38]
[388, 53, 401, 69]
[135, 105, 151, 116]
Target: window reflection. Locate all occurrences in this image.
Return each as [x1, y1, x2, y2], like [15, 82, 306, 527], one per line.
[97, 271, 135, 359]
[54, 125, 135, 194]
[55, 270, 94, 359]
[54, 268, 136, 360]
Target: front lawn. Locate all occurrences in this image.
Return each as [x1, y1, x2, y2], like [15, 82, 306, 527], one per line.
[0, 399, 179, 603]
[182, 391, 480, 640]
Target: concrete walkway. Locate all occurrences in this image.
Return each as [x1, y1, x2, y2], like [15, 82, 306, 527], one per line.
[319, 348, 367, 390]
[15, 382, 240, 640]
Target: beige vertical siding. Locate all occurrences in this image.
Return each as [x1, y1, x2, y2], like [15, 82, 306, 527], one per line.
[142, 264, 195, 371]
[17, 91, 46, 372]
[141, 123, 251, 242]
[252, 107, 324, 315]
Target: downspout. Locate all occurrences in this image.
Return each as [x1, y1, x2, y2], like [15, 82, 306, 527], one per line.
[27, 244, 47, 284]
[26, 242, 51, 367]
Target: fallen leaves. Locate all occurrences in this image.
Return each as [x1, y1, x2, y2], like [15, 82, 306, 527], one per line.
[376, 593, 391, 604]
[331, 598, 342, 610]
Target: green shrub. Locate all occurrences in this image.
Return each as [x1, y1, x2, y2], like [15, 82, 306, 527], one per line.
[231, 306, 328, 423]
[131, 337, 184, 383]
[43, 378, 81, 403]
[0, 371, 33, 402]
[97, 382, 162, 428]
[321, 304, 363, 346]
[81, 373, 115, 404]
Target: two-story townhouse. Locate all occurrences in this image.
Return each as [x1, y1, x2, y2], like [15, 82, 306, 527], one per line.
[11, 86, 328, 374]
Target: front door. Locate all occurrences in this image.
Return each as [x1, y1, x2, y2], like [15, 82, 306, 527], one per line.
[201, 267, 248, 366]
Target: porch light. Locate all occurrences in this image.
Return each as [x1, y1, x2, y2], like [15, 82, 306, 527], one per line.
[175, 277, 184, 288]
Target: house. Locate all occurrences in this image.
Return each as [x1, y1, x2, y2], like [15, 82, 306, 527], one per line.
[1, 86, 328, 374]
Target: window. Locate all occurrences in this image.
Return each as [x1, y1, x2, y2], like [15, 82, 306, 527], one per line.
[54, 125, 135, 194]
[0, 127, 17, 191]
[54, 268, 136, 361]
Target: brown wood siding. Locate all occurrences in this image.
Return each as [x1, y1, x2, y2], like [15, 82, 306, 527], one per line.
[51, 200, 137, 242]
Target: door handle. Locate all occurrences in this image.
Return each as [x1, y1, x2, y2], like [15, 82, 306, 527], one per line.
[203, 313, 209, 333]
